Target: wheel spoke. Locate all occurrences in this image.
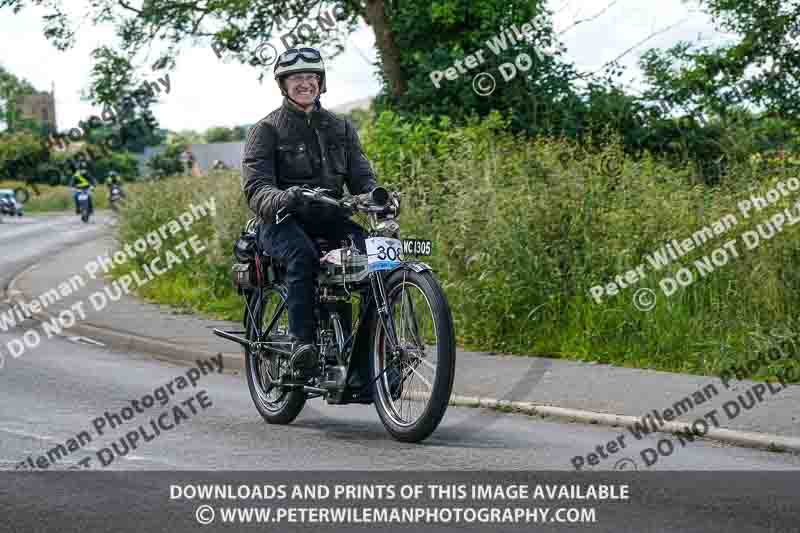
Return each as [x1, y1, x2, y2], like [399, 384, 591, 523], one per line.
[249, 287, 291, 411]
[403, 289, 424, 348]
[413, 355, 436, 372]
[375, 278, 441, 427]
[407, 363, 432, 389]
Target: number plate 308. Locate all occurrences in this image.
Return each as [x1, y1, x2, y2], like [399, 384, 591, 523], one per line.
[365, 237, 403, 272]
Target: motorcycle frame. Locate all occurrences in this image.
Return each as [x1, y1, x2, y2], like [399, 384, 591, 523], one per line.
[246, 209, 431, 393]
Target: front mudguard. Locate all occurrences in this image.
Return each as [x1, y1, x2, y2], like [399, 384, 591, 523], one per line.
[389, 261, 432, 274]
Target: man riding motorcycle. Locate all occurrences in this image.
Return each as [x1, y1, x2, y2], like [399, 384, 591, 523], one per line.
[106, 171, 125, 193]
[240, 47, 379, 383]
[70, 167, 96, 215]
[107, 171, 126, 209]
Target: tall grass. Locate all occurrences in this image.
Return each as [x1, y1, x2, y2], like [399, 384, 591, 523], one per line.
[113, 113, 800, 381]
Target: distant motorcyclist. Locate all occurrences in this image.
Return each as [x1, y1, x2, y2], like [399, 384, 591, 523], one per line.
[70, 167, 96, 215]
[106, 171, 125, 194]
[107, 171, 126, 211]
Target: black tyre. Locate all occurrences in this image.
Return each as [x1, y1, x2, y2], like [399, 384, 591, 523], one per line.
[244, 284, 306, 424]
[370, 268, 456, 443]
[81, 208, 89, 223]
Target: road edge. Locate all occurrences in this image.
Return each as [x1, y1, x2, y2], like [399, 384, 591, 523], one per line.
[5, 262, 244, 374]
[7, 260, 800, 458]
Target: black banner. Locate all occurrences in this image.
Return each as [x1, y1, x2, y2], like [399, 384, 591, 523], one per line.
[0, 471, 797, 532]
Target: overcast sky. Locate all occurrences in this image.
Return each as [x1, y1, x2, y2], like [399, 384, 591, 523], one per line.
[0, 0, 728, 133]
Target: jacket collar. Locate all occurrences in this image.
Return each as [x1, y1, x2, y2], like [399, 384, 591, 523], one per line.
[283, 97, 322, 120]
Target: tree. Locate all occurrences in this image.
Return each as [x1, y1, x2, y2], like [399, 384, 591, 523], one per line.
[0, 1, 405, 97]
[91, 150, 140, 183]
[639, 0, 800, 122]
[0, 65, 37, 133]
[171, 130, 206, 145]
[375, 0, 575, 129]
[204, 126, 250, 143]
[82, 46, 166, 153]
[632, 0, 800, 181]
[0, 131, 50, 183]
[0, 0, 623, 142]
[147, 142, 188, 179]
[205, 127, 235, 143]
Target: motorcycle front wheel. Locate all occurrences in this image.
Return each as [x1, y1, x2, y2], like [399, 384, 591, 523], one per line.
[244, 284, 306, 425]
[370, 268, 456, 443]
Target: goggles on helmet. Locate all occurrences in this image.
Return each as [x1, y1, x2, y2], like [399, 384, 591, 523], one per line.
[275, 48, 323, 68]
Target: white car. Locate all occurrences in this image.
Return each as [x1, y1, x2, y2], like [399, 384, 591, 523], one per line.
[0, 189, 24, 216]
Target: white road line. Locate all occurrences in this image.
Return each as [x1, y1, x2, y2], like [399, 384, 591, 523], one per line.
[68, 336, 106, 347]
[0, 427, 56, 441]
[0, 426, 180, 467]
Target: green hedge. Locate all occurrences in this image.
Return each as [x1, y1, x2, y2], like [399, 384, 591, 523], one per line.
[114, 112, 800, 382]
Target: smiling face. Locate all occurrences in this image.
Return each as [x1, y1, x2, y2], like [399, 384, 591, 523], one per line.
[283, 72, 320, 109]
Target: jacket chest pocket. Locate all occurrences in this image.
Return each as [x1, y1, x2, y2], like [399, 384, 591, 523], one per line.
[277, 143, 313, 182]
[326, 138, 348, 175]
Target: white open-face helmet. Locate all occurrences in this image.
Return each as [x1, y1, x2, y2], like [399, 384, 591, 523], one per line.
[274, 47, 327, 94]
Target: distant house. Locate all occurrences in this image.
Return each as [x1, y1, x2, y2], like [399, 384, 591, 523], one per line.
[187, 141, 244, 174]
[136, 141, 244, 178]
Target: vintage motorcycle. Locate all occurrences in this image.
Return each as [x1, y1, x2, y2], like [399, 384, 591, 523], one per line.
[213, 187, 455, 443]
[109, 184, 125, 213]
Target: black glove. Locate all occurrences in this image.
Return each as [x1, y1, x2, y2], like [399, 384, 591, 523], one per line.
[283, 186, 307, 213]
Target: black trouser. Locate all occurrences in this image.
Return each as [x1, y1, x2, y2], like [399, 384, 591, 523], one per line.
[258, 214, 367, 344]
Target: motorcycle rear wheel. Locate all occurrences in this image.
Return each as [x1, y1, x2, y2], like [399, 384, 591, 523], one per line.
[244, 284, 306, 425]
[370, 268, 456, 443]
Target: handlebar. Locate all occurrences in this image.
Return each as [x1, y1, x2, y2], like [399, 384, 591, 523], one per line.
[299, 186, 398, 215]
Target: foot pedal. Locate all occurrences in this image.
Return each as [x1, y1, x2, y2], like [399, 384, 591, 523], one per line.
[326, 386, 373, 405]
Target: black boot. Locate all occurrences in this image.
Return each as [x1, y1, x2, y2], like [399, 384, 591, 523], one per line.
[288, 342, 321, 382]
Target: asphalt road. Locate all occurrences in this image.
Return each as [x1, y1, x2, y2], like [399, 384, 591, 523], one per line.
[1, 213, 799, 532]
